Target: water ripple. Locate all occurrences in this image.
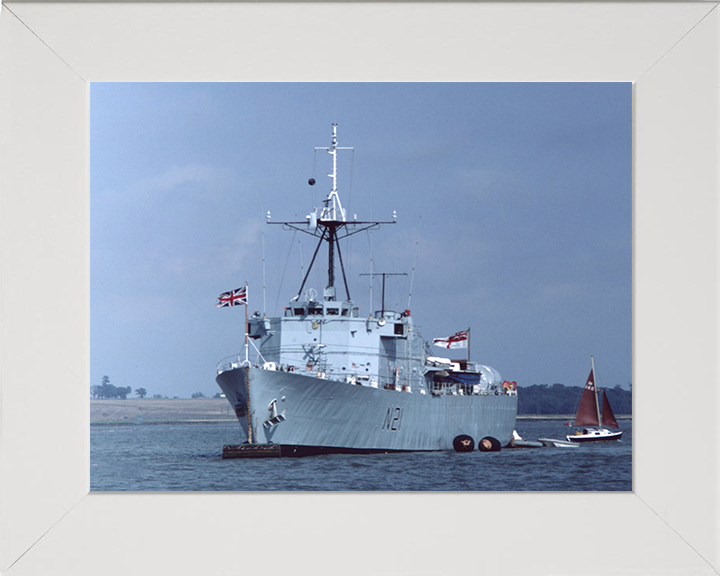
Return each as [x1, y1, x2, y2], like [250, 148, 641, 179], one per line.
[91, 420, 632, 491]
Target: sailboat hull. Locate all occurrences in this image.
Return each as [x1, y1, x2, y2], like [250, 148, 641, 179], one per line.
[217, 365, 518, 453]
[566, 428, 623, 443]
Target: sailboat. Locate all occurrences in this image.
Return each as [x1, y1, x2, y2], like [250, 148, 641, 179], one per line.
[566, 357, 623, 443]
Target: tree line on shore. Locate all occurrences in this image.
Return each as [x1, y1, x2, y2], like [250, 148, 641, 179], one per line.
[90, 376, 222, 400]
[90, 376, 133, 399]
[517, 383, 632, 415]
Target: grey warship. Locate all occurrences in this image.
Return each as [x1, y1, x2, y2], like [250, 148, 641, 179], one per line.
[216, 125, 518, 456]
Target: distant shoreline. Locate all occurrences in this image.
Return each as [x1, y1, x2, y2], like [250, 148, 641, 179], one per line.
[91, 398, 631, 425]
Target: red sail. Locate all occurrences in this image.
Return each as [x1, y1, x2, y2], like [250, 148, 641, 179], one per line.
[573, 369, 600, 426]
[601, 389, 620, 429]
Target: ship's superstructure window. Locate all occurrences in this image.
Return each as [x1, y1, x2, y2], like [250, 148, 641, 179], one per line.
[293, 308, 305, 316]
[394, 323, 404, 335]
[327, 308, 339, 316]
[309, 306, 323, 315]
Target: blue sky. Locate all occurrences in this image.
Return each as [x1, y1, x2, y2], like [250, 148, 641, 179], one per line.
[91, 83, 631, 398]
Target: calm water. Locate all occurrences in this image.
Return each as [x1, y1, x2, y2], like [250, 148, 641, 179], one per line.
[90, 420, 632, 491]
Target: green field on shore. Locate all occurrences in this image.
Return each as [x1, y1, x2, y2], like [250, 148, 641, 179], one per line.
[91, 398, 236, 425]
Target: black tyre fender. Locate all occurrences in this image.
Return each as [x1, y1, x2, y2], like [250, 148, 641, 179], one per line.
[453, 434, 475, 452]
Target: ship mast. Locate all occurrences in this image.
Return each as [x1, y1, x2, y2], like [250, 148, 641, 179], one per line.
[591, 355, 602, 427]
[320, 124, 347, 224]
[269, 124, 396, 302]
[317, 124, 350, 300]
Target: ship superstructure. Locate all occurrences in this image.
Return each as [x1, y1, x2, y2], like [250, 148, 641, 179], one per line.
[216, 125, 517, 456]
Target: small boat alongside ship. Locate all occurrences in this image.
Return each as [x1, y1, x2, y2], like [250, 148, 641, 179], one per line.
[566, 357, 623, 443]
[215, 125, 518, 457]
[537, 437, 579, 448]
[510, 430, 578, 449]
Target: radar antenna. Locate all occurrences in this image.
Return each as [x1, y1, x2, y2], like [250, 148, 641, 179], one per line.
[359, 272, 407, 318]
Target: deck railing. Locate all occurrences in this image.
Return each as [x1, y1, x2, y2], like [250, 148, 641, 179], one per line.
[216, 355, 243, 374]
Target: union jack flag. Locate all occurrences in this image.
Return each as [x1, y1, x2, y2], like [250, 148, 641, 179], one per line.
[216, 285, 248, 307]
[432, 329, 469, 349]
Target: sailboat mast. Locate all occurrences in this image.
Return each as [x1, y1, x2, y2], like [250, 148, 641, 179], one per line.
[591, 355, 601, 427]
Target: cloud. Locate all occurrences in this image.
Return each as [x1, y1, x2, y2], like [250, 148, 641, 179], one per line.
[139, 163, 219, 193]
[96, 292, 178, 325]
[528, 281, 584, 307]
[95, 162, 230, 215]
[193, 220, 264, 280]
[454, 166, 525, 199]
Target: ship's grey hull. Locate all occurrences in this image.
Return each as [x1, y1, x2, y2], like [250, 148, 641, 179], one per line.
[217, 366, 517, 452]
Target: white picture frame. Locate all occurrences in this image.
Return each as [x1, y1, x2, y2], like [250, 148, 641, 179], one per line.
[1, 2, 718, 574]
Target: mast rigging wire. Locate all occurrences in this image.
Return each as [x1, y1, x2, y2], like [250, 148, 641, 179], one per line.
[274, 228, 298, 314]
[262, 223, 267, 314]
[407, 240, 419, 310]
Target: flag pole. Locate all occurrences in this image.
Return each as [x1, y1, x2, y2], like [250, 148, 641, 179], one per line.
[244, 282, 250, 366]
[467, 327, 471, 363]
[243, 283, 252, 443]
